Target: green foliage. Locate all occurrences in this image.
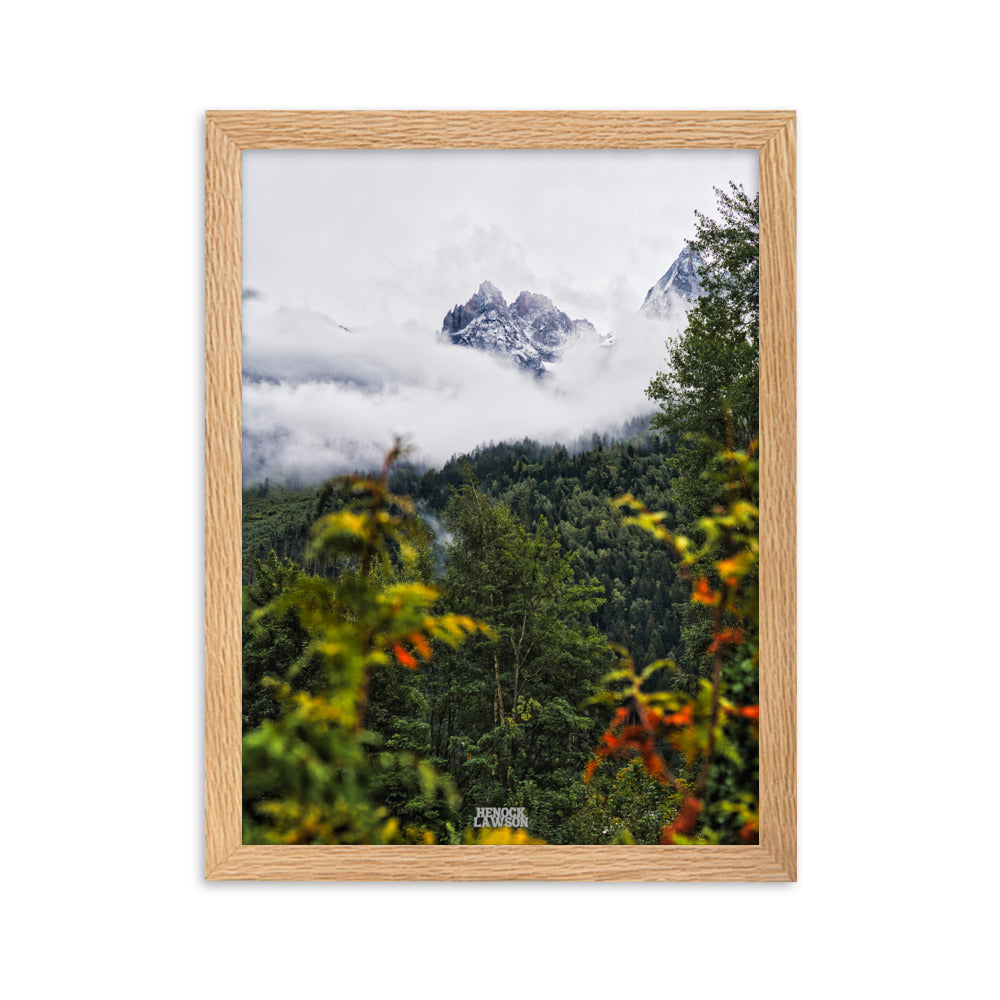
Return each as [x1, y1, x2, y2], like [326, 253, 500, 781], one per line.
[242, 553, 323, 733]
[644, 183, 760, 677]
[410, 424, 686, 673]
[588, 443, 760, 845]
[646, 182, 759, 527]
[420, 482, 613, 842]
[242, 422, 685, 674]
[243, 682, 450, 844]
[572, 756, 689, 844]
[243, 450, 491, 844]
[242, 485, 319, 584]
[242, 478, 348, 585]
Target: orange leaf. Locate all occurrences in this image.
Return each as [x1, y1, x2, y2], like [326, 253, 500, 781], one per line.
[708, 627, 744, 653]
[409, 631, 431, 660]
[692, 577, 718, 606]
[392, 643, 417, 669]
[716, 557, 741, 586]
[642, 747, 667, 779]
[664, 704, 693, 727]
[660, 796, 702, 843]
[740, 705, 759, 721]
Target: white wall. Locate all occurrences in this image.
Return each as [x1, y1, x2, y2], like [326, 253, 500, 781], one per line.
[3, 3, 996, 997]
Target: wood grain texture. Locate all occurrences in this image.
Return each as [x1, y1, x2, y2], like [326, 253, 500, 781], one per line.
[205, 110, 794, 149]
[758, 117, 797, 881]
[204, 111, 797, 881]
[205, 119, 243, 873]
[209, 845, 792, 882]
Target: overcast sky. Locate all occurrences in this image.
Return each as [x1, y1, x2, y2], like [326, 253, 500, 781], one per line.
[244, 149, 758, 335]
[241, 149, 758, 481]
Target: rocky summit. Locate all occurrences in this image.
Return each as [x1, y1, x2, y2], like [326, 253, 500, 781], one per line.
[443, 281, 598, 377]
[640, 246, 704, 320]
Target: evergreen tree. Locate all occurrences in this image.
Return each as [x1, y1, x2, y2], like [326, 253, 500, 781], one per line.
[646, 182, 759, 526]
[644, 183, 760, 677]
[422, 483, 612, 842]
[242, 553, 322, 734]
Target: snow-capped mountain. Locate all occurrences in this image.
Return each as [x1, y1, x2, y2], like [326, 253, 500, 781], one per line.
[640, 246, 704, 320]
[443, 281, 599, 376]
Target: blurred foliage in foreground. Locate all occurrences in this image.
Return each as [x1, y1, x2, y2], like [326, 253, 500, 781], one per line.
[586, 439, 759, 843]
[242, 437, 758, 847]
[243, 446, 498, 844]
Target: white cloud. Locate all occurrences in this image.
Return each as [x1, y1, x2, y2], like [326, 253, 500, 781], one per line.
[242, 301, 686, 482]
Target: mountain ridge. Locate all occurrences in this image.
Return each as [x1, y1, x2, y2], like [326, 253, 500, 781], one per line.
[443, 281, 599, 377]
[443, 246, 705, 375]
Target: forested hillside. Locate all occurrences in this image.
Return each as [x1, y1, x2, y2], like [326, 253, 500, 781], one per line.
[247, 427, 687, 671]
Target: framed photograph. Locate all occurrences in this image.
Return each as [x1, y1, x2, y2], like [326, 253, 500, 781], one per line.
[205, 111, 796, 880]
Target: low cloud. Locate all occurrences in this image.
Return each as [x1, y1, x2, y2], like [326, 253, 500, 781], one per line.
[242, 299, 685, 483]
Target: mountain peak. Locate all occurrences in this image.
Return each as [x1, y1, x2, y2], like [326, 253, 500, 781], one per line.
[640, 246, 704, 319]
[443, 282, 511, 336]
[443, 282, 596, 376]
[477, 279, 505, 302]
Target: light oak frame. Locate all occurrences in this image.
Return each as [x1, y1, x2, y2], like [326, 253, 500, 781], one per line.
[205, 111, 796, 881]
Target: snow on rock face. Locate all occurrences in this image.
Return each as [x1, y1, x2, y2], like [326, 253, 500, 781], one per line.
[511, 290, 573, 349]
[640, 246, 705, 320]
[442, 247, 703, 376]
[443, 282, 598, 377]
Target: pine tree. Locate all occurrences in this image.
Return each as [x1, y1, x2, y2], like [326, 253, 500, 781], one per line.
[423, 482, 612, 841]
[644, 182, 760, 677]
[646, 182, 759, 526]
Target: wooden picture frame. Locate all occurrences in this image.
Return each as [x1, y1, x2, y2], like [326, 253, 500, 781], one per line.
[205, 110, 796, 881]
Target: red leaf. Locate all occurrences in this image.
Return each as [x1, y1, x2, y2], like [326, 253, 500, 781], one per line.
[392, 643, 417, 669]
[660, 796, 702, 844]
[708, 627, 744, 653]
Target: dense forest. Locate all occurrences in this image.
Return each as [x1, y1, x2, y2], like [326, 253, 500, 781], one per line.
[241, 183, 760, 845]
